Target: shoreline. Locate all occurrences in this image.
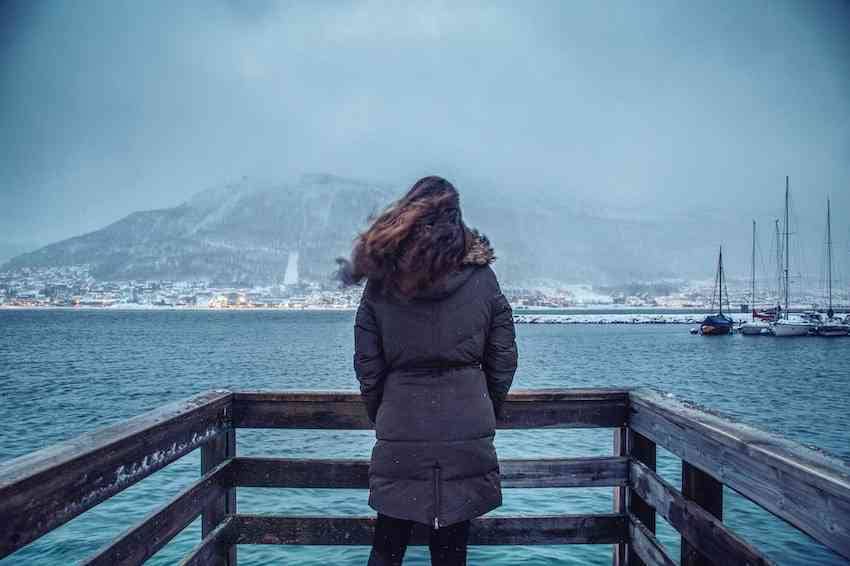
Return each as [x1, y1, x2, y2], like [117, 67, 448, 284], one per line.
[514, 313, 725, 325]
[0, 305, 746, 325]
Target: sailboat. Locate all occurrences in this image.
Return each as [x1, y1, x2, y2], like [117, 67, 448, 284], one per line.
[700, 246, 734, 336]
[753, 220, 784, 322]
[771, 176, 815, 337]
[741, 220, 770, 335]
[817, 198, 849, 337]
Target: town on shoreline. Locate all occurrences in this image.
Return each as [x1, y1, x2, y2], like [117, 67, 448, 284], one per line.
[3, 264, 842, 315]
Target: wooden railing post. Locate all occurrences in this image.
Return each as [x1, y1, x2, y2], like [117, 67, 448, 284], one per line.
[613, 427, 628, 566]
[628, 431, 656, 566]
[681, 461, 723, 566]
[201, 414, 236, 566]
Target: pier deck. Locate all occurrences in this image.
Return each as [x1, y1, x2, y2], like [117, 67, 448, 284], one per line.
[1, 388, 849, 565]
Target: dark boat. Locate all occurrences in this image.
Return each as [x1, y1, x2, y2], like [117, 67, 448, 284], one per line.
[700, 246, 734, 335]
[701, 313, 734, 335]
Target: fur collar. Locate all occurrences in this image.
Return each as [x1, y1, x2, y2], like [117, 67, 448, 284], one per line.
[462, 228, 495, 266]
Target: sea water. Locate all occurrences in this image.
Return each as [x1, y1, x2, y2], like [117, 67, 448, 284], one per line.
[1, 309, 848, 565]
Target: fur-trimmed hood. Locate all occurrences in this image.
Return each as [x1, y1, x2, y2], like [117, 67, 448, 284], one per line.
[410, 227, 495, 300]
[461, 228, 495, 266]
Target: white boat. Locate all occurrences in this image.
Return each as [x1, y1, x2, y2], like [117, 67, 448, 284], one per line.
[740, 320, 770, 335]
[771, 316, 814, 337]
[770, 176, 812, 338]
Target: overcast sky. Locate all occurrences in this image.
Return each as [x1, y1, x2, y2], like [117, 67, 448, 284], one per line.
[2, 0, 849, 268]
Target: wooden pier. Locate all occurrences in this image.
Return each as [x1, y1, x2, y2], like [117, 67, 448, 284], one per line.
[1, 388, 849, 565]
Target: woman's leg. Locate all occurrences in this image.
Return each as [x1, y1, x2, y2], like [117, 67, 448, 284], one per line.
[368, 513, 415, 566]
[428, 520, 470, 566]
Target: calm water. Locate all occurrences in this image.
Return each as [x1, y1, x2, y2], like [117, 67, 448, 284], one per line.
[1, 310, 849, 565]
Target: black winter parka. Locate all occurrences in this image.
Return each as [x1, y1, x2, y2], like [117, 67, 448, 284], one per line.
[353, 233, 518, 528]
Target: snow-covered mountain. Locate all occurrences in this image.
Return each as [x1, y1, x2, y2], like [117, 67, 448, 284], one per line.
[2, 175, 392, 284]
[2, 174, 736, 285]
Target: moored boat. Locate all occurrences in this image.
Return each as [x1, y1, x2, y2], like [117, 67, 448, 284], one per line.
[771, 316, 814, 337]
[817, 323, 849, 337]
[815, 198, 849, 337]
[770, 176, 811, 337]
[702, 313, 734, 335]
[740, 319, 770, 335]
[740, 220, 770, 336]
[699, 246, 734, 336]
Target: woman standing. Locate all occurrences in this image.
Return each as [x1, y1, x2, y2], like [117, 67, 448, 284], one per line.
[338, 176, 518, 565]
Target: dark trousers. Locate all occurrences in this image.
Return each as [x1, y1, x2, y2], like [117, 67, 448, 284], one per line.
[367, 513, 471, 566]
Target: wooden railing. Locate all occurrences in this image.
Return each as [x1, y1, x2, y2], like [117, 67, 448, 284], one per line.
[1, 388, 848, 565]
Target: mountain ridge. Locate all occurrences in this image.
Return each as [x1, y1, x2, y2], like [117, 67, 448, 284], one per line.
[2, 174, 735, 285]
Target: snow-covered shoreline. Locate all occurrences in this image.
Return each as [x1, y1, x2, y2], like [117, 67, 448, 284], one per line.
[2, 305, 751, 325]
[513, 313, 743, 325]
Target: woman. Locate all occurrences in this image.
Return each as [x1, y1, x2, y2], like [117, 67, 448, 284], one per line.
[338, 176, 518, 566]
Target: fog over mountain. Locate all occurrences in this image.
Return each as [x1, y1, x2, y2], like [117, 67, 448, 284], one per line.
[3, 173, 758, 286]
[2, 1, 849, 283]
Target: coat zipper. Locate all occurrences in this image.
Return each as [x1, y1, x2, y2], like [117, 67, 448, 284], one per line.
[433, 463, 441, 529]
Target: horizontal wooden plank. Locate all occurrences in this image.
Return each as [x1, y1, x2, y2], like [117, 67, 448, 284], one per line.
[83, 461, 230, 566]
[0, 390, 233, 559]
[630, 460, 775, 566]
[179, 516, 235, 566]
[232, 389, 629, 429]
[503, 456, 628, 488]
[501, 389, 628, 428]
[231, 456, 628, 489]
[232, 392, 368, 429]
[630, 388, 850, 561]
[225, 514, 627, 545]
[629, 515, 676, 566]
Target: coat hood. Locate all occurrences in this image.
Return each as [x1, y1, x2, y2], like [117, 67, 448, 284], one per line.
[413, 228, 495, 300]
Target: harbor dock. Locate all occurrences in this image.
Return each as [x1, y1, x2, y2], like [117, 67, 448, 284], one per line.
[1, 389, 849, 565]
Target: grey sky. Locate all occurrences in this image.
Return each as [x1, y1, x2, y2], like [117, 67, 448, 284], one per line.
[1, 0, 849, 276]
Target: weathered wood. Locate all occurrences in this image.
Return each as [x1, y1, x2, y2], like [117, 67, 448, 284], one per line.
[83, 461, 230, 566]
[628, 430, 656, 566]
[231, 456, 628, 489]
[226, 514, 628, 546]
[500, 389, 629, 428]
[629, 515, 676, 566]
[7, 387, 850, 566]
[179, 517, 235, 566]
[613, 427, 628, 566]
[630, 389, 850, 561]
[201, 427, 236, 566]
[681, 461, 723, 566]
[0, 390, 232, 559]
[630, 460, 775, 566]
[232, 389, 629, 429]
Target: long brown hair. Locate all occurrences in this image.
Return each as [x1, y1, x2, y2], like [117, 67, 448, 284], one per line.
[337, 176, 468, 297]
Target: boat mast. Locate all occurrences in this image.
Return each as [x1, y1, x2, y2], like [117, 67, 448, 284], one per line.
[784, 176, 790, 319]
[827, 197, 833, 319]
[719, 246, 724, 316]
[751, 220, 756, 311]
[775, 219, 782, 315]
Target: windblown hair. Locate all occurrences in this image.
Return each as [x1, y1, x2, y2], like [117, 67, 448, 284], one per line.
[337, 176, 468, 297]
